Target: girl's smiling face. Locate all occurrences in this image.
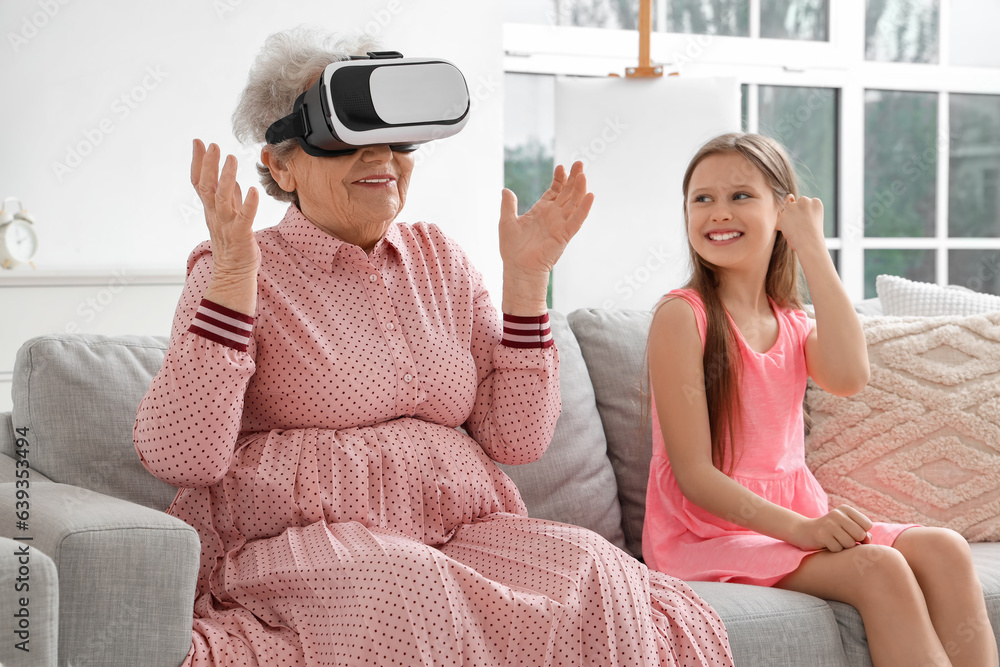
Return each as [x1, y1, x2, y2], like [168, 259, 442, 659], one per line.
[686, 151, 783, 273]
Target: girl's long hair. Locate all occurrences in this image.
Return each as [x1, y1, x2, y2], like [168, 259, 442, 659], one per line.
[681, 133, 804, 475]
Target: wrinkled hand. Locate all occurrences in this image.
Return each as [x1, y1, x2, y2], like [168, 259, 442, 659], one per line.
[775, 194, 824, 254]
[499, 161, 594, 279]
[191, 139, 260, 278]
[790, 504, 873, 552]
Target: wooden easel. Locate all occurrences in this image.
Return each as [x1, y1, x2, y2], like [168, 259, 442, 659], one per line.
[619, 0, 664, 78]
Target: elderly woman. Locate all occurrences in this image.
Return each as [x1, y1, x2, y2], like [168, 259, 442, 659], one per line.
[134, 29, 732, 666]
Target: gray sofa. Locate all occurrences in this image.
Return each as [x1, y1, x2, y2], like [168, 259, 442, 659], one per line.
[0, 307, 998, 667]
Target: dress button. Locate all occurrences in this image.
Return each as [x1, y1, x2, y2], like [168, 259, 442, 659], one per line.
[369, 274, 377, 282]
[386, 322, 395, 331]
[404, 374, 413, 383]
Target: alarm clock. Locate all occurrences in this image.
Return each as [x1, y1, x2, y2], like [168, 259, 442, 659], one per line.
[0, 198, 38, 269]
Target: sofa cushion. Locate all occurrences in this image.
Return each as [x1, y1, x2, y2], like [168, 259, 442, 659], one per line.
[805, 313, 1000, 541]
[688, 581, 850, 667]
[498, 311, 627, 551]
[877, 274, 1000, 316]
[11, 334, 177, 512]
[567, 308, 653, 559]
[854, 297, 883, 317]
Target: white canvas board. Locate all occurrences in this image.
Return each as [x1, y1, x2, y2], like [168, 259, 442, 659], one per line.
[552, 76, 740, 312]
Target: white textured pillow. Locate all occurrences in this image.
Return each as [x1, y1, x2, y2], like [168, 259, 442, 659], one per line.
[877, 274, 1000, 316]
[805, 313, 1000, 541]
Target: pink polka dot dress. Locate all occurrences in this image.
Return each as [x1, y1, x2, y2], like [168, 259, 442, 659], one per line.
[135, 205, 733, 666]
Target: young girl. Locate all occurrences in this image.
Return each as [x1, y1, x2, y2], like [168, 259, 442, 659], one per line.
[643, 132, 997, 666]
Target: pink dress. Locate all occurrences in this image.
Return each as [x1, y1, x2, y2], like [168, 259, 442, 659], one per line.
[642, 288, 917, 586]
[135, 206, 733, 666]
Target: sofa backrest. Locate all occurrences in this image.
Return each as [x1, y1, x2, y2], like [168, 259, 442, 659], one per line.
[4, 333, 178, 512]
[1, 317, 652, 557]
[567, 308, 654, 560]
[497, 312, 627, 551]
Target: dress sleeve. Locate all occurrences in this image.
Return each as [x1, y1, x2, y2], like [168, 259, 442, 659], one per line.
[462, 268, 561, 466]
[133, 243, 257, 488]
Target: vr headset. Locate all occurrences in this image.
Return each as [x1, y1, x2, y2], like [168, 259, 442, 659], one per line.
[265, 51, 470, 157]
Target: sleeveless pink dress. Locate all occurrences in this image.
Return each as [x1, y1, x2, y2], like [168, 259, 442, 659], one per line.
[642, 288, 917, 586]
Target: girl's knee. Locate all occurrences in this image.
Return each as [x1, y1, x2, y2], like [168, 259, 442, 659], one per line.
[899, 527, 974, 576]
[850, 544, 906, 577]
[925, 527, 970, 557]
[849, 545, 919, 602]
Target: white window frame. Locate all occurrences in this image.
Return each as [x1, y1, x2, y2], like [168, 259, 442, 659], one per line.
[503, 1, 1000, 300]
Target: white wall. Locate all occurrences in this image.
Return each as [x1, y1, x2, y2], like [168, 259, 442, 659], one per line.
[0, 0, 505, 297]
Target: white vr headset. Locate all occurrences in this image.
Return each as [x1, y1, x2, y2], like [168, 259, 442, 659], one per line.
[265, 51, 470, 157]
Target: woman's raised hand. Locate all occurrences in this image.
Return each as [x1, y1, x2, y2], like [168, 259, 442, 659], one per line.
[500, 161, 594, 275]
[191, 139, 261, 278]
[192, 140, 261, 315]
[790, 504, 874, 552]
[498, 161, 594, 315]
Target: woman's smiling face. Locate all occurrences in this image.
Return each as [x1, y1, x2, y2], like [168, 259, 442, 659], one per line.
[293, 143, 414, 245]
[274, 143, 415, 253]
[685, 151, 782, 272]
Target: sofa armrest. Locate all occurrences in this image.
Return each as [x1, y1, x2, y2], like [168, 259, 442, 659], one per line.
[0, 535, 58, 667]
[0, 481, 199, 667]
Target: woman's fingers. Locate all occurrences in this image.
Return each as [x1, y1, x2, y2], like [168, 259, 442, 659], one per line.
[196, 143, 222, 208]
[191, 139, 207, 187]
[547, 164, 567, 196]
[194, 144, 254, 223]
[217, 154, 238, 216]
[499, 188, 518, 225]
[565, 190, 594, 237]
[241, 186, 259, 223]
[554, 162, 587, 207]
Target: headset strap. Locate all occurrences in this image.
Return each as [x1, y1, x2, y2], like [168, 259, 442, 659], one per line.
[265, 100, 308, 145]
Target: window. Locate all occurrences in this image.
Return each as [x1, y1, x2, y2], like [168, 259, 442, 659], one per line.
[504, 1, 1000, 303]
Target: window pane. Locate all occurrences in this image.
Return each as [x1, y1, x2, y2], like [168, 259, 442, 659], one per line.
[758, 85, 838, 237]
[741, 84, 749, 132]
[864, 90, 937, 237]
[503, 0, 558, 24]
[761, 0, 828, 41]
[540, 0, 641, 29]
[864, 249, 935, 298]
[949, 250, 1000, 295]
[949, 0, 1000, 67]
[504, 74, 555, 216]
[949, 94, 1000, 238]
[505, 73, 555, 304]
[865, 0, 939, 64]
[667, 0, 749, 36]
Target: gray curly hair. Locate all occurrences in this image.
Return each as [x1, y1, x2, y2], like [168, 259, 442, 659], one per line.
[232, 27, 381, 204]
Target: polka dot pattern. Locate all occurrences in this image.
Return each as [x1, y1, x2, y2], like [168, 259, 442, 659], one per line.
[135, 205, 733, 666]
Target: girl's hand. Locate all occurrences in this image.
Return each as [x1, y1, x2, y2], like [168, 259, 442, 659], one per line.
[191, 139, 261, 279]
[790, 505, 873, 552]
[775, 194, 824, 254]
